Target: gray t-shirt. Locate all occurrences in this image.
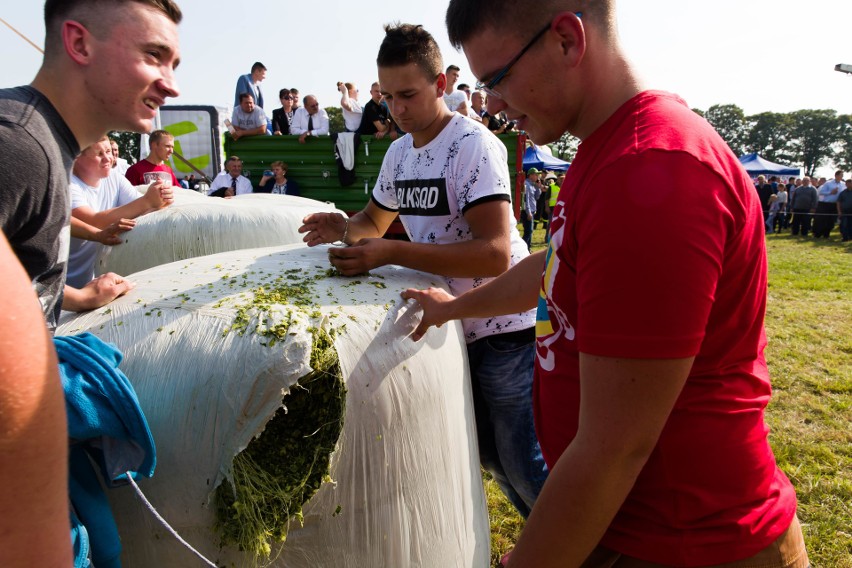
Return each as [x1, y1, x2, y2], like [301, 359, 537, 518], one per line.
[0, 86, 79, 331]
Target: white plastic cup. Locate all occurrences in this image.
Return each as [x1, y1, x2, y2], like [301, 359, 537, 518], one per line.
[143, 171, 172, 188]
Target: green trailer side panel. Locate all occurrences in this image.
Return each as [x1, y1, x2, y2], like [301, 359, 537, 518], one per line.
[224, 132, 522, 215]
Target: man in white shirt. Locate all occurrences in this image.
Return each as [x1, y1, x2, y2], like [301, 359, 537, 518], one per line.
[110, 139, 130, 175]
[338, 82, 363, 132]
[290, 95, 330, 143]
[68, 137, 173, 287]
[208, 155, 254, 197]
[814, 169, 844, 238]
[300, 23, 547, 519]
[230, 93, 268, 140]
[443, 64, 470, 116]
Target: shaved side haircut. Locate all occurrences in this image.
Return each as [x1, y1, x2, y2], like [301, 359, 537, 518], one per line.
[377, 23, 444, 81]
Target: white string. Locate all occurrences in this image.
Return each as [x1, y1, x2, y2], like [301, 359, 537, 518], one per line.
[125, 473, 218, 567]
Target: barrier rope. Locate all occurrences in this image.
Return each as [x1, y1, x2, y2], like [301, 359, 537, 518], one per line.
[126, 473, 218, 567]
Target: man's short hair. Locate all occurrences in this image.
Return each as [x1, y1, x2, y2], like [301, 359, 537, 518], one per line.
[377, 24, 443, 81]
[239, 92, 254, 103]
[148, 129, 173, 146]
[44, 0, 182, 57]
[251, 61, 266, 73]
[446, 64, 460, 73]
[445, 0, 612, 48]
[458, 83, 470, 91]
[227, 155, 242, 165]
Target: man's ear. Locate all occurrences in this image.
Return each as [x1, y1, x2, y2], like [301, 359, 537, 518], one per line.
[552, 12, 586, 66]
[62, 20, 94, 66]
[436, 73, 447, 96]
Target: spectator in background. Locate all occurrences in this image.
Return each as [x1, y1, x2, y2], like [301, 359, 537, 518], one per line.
[257, 161, 300, 196]
[125, 130, 180, 187]
[443, 64, 469, 116]
[358, 81, 395, 139]
[230, 93, 268, 140]
[458, 83, 472, 100]
[271, 88, 294, 135]
[813, 169, 844, 238]
[770, 183, 787, 233]
[838, 179, 852, 242]
[521, 168, 541, 250]
[290, 88, 301, 110]
[110, 139, 130, 175]
[755, 175, 774, 225]
[790, 176, 818, 236]
[470, 90, 486, 122]
[208, 156, 253, 198]
[291, 95, 330, 143]
[68, 137, 172, 287]
[338, 81, 363, 132]
[234, 61, 266, 109]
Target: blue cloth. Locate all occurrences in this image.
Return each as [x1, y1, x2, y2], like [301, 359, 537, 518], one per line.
[56, 332, 156, 568]
[466, 331, 548, 518]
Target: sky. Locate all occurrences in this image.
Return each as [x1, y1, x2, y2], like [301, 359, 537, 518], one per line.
[2, 0, 852, 119]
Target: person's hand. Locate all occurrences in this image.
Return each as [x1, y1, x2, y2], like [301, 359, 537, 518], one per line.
[74, 272, 135, 311]
[299, 132, 309, 144]
[375, 130, 386, 140]
[326, 238, 391, 276]
[400, 287, 457, 341]
[299, 212, 348, 246]
[338, 82, 346, 94]
[389, 129, 399, 140]
[273, 130, 282, 136]
[224, 186, 235, 198]
[96, 218, 136, 245]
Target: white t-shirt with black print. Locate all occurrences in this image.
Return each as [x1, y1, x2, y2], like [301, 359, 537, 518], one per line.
[372, 114, 535, 342]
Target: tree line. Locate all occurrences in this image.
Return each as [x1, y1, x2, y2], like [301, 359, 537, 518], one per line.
[550, 105, 852, 178]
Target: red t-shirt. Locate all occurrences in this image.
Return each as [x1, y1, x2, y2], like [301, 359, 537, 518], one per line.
[535, 91, 797, 565]
[125, 159, 180, 188]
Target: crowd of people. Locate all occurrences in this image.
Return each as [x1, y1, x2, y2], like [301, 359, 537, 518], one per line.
[755, 171, 852, 241]
[1, 0, 817, 567]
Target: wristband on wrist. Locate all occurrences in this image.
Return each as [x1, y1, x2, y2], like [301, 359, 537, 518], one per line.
[341, 218, 350, 245]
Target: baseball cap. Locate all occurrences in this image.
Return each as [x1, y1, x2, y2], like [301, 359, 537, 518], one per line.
[526, 168, 541, 176]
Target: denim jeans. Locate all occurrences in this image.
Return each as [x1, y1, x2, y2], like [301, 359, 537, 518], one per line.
[521, 212, 533, 250]
[840, 211, 852, 240]
[466, 331, 549, 518]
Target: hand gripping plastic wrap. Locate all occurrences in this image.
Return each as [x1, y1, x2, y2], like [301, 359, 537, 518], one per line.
[58, 243, 489, 567]
[96, 189, 342, 278]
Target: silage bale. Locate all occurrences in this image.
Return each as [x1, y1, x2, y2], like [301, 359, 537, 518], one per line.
[95, 189, 342, 277]
[58, 243, 489, 567]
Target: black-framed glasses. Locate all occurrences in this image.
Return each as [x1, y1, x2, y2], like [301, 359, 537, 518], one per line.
[475, 13, 581, 98]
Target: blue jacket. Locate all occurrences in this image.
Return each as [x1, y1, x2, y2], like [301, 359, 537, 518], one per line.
[56, 333, 156, 568]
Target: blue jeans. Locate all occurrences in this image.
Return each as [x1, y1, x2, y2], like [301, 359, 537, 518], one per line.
[467, 330, 549, 518]
[521, 211, 533, 250]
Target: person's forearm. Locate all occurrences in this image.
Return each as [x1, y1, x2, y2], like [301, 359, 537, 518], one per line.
[0, 237, 72, 566]
[70, 216, 104, 240]
[79, 199, 152, 228]
[506, 438, 647, 568]
[444, 251, 544, 319]
[61, 285, 99, 312]
[379, 238, 511, 278]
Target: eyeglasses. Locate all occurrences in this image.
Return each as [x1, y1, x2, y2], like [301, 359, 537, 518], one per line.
[475, 13, 581, 98]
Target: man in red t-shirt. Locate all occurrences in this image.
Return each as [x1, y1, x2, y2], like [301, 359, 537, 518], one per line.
[125, 129, 180, 188]
[403, 1, 807, 567]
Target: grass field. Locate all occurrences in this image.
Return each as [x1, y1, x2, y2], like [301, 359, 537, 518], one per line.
[485, 228, 852, 567]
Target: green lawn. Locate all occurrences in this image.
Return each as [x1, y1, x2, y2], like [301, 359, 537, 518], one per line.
[486, 228, 852, 567]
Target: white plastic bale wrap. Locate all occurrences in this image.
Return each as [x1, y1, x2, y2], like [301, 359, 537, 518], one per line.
[96, 189, 342, 277]
[57, 244, 489, 567]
